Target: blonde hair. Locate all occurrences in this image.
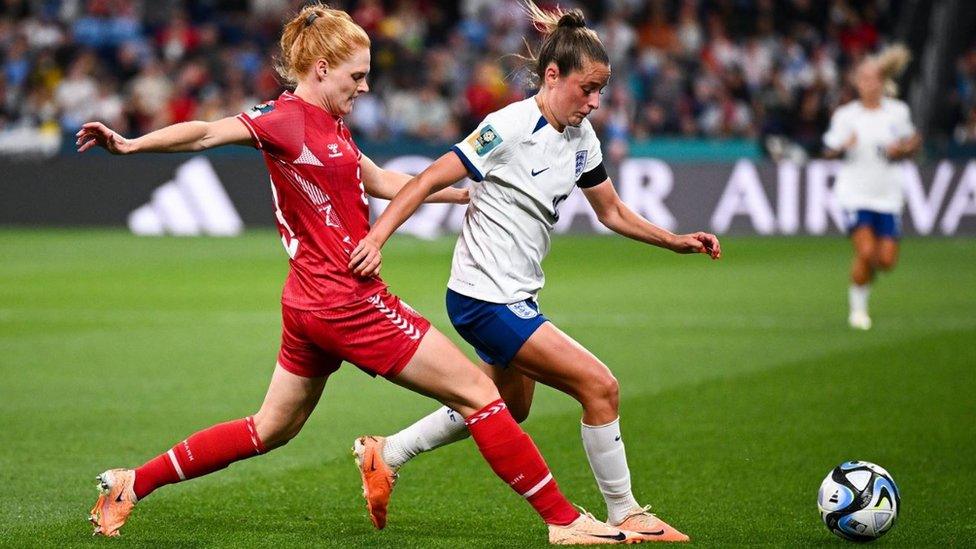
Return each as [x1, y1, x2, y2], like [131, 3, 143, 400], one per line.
[866, 44, 912, 97]
[275, 4, 370, 86]
[518, 0, 608, 85]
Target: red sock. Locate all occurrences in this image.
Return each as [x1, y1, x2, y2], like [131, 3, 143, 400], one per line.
[465, 399, 579, 526]
[133, 416, 265, 500]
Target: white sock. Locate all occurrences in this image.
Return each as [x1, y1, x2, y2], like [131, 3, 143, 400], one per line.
[381, 406, 469, 469]
[849, 284, 871, 315]
[581, 417, 640, 524]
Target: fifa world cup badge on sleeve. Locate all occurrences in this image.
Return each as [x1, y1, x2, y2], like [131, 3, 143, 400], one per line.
[468, 124, 502, 156]
[574, 150, 587, 178]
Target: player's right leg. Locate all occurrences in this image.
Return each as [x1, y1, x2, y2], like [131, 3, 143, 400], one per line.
[377, 361, 535, 468]
[90, 364, 328, 536]
[390, 327, 639, 544]
[849, 224, 877, 330]
[355, 361, 535, 528]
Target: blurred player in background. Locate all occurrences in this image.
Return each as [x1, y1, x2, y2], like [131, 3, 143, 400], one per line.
[823, 45, 920, 330]
[349, 1, 720, 542]
[78, 5, 641, 544]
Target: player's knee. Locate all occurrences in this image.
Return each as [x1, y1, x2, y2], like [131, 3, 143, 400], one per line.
[454, 372, 502, 414]
[579, 372, 619, 413]
[855, 248, 874, 263]
[253, 410, 306, 449]
[876, 255, 897, 271]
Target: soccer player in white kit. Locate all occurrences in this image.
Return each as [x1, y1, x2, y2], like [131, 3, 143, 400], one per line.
[823, 45, 920, 330]
[348, 2, 720, 542]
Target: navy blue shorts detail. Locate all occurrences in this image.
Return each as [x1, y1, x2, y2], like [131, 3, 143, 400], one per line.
[846, 209, 901, 239]
[446, 288, 548, 367]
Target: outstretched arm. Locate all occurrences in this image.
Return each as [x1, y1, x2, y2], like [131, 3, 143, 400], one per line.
[583, 179, 721, 259]
[360, 154, 468, 204]
[349, 151, 468, 276]
[76, 116, 253, 155]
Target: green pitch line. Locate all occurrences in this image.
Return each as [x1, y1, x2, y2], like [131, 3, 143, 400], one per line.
[0, 230, 973, 546]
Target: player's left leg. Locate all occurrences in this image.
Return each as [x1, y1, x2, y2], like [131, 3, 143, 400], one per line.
[874, 237, 899, 273]
[510, 322, 689, 542]
[90, 364, 328, 536]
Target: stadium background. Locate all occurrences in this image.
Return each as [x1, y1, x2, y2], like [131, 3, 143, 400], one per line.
[1, 0, 975, 547]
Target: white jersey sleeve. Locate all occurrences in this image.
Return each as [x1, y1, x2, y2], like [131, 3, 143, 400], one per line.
[823, 106, 853, 151]
[452, 113, 520, 182]
[890, 100, 915, 140]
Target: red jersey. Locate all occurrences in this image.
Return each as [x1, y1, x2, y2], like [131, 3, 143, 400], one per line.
[237, 91, 386, 310]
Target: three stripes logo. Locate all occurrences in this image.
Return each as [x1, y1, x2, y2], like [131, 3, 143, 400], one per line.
[366, 294, 421, 341]
[128, 157, 244, 236]
[465, 401, 508, 426]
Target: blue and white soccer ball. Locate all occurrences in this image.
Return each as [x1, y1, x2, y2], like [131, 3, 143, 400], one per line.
[818, 461, 900, 542]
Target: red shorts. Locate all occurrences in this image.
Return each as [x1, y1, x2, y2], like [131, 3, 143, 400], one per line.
[277, 290, 431, 378]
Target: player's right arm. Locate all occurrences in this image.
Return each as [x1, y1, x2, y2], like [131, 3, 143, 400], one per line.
[822, 107, 856, 159]
[351, 111, 516, 276]
[76, 117, 253, 155]
[349, 152, 468, 276]
[359, 154, 468, 204]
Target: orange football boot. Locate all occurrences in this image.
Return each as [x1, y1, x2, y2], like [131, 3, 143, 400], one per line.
[613, 506, 689, 542]
[89, 469, 137, 537]
[549, 509, 644, 545]
[353, 435, 397, 530]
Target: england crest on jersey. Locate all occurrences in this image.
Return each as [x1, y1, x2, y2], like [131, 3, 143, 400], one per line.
[575, 150, 587, 178]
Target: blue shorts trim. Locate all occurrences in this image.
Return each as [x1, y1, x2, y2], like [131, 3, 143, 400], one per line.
[446, 288, 547, 367]
[846, 209, 901, 239]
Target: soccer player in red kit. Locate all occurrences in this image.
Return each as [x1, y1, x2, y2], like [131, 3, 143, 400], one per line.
[75, 5, 640, 545]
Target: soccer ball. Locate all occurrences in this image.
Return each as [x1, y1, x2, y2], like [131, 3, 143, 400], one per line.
[817, 461, 900, 542]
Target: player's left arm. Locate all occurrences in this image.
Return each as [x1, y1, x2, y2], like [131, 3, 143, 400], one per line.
[884, 104, 922, 161]
[582, 179, 721, 259]
[885, 132, 922, 161]
[359, 155, 468, 204]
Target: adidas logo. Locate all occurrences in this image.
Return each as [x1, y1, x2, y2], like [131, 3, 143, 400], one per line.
[128, 157, 244, 236]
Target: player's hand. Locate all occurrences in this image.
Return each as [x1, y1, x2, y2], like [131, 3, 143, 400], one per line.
[884, 137, 912, 159]
[75, 122, 133, 154]
[349, 236, 382, 277]
[843, 133, 858, 150]
[455, 187, 470, 204]
[670, 232, 721, 259]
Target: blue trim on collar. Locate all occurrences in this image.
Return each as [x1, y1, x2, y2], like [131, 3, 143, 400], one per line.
[532, 116, 548, 134]
[451, 145, 484, 182]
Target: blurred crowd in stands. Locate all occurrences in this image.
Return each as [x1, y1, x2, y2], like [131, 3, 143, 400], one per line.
[1, 0, 975, 158]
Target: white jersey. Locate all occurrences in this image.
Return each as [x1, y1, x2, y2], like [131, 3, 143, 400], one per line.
[823, 98, 916, 213]
[449, 96, 605, 303]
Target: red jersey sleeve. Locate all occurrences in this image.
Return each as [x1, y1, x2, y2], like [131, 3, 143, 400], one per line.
[236, 99, 304, 160]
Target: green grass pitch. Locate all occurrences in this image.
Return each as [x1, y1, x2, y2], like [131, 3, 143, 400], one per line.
[1, 230, 974, 547]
